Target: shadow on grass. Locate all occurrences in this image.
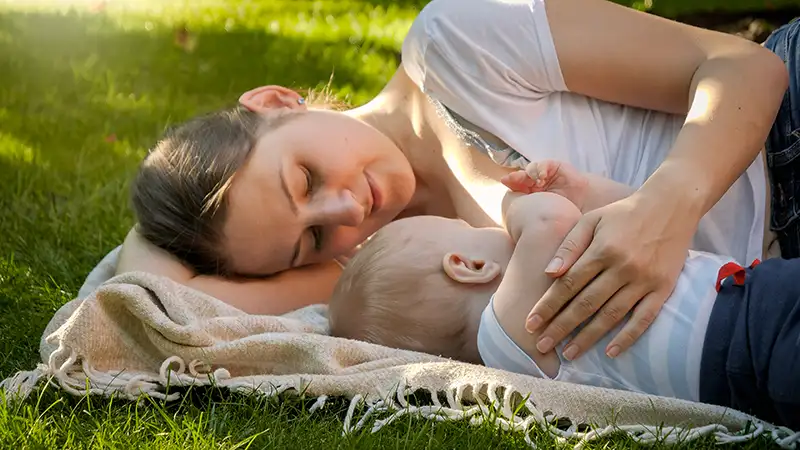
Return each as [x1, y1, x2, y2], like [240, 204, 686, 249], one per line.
[0, 9, 398, 273]
[0, 10, 391, 166]
[0, 380, 786, 449]
[1, 2, 796, 294]
[0, 9, 399, 375]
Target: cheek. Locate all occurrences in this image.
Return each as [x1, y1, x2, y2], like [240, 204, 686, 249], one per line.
[328, 225, 376, 255]
[314, 149, 365, 184]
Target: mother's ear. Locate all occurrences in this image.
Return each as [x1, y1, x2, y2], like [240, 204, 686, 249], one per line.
[239, 86, 307, 113]
[442, 252, 501, 284]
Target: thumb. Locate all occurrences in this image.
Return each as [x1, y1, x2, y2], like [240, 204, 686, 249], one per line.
[500, 170, 536, 193]
[545, 214, 597, 277]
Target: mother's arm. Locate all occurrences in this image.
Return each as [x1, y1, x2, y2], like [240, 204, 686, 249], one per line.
[527, 0, 788, 359]
[117, 227, 341, 315]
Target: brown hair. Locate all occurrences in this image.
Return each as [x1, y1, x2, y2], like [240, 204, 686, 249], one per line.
[131, 106, 263, 275]
[131, 87, 346, 276]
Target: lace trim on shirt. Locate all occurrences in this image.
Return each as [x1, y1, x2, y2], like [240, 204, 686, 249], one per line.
[425, 94, 530, 170]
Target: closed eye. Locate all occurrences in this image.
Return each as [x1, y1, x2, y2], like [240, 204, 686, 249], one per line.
[303, 167, 323, 251]
[303, 166, 313, 196]
[311, 226, 323, 251]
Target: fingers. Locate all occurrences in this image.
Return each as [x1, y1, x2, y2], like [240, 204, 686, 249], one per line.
[500, 170, 537, 193]
[526, 254, 600, 335]
[524, 162, 541, 180]
[530, 270, 624, 355]
[558, 283, 646, 360]
[524, 213, 599, 332]
[503, 160, 564, 194]
[543, 213, 597, 277]
[604, 291, 666, 358]
[541, 161, 559, 182]
[525, 161, 558, 188]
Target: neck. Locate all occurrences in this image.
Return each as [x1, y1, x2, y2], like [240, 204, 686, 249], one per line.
[344, 67, 442, 216]
[461, 288, 495, 364]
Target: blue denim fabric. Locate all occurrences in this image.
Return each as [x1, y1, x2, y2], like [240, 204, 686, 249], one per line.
[765, 19, 800, 258]
[699, 258, 800, 429]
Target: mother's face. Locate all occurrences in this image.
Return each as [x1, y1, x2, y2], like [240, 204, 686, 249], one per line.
[222, 107, 415, 277]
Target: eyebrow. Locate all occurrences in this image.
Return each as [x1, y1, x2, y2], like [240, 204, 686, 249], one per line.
[278, 163, 301, 268]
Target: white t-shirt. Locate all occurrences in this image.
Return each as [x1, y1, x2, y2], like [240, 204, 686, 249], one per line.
[401, 0, 767, 265]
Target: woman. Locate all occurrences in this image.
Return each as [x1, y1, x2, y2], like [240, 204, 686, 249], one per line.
[118, 0, 790, 362]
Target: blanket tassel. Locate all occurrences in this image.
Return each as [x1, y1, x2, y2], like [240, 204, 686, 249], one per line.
[0, 363, 50, 403]
[339, 380, 800, 450]
[5, 352, 798, 450]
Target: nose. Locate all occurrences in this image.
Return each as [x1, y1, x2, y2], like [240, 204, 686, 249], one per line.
[315, 189, 365, 227]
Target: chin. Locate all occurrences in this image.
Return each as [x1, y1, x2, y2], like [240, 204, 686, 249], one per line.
[376, 206, 404, 230]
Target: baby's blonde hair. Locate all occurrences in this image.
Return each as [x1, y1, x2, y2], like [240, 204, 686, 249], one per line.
[329, 226, 480, 363]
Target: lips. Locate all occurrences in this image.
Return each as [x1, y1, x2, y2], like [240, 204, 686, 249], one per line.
[365, 172, 383, 216]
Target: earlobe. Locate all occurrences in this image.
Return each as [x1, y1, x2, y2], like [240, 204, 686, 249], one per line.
[442, 252, 501, 284]
[239, 85, 307, 113]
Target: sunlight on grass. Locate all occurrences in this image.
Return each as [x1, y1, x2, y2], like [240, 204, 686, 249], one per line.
[0, 0, 793, 448]
[2, 381, 761, 450]
[4, 0, 419, 50]
[0, 132, 37, 165]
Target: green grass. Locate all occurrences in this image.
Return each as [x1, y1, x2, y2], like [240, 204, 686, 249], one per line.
[0, 0, 793, 448]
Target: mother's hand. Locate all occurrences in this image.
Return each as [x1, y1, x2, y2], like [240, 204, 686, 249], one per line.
[526, 191, 695, 360]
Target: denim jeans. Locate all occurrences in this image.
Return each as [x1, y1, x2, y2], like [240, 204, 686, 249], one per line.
[699, 258, 800, 429]
[765, 18, 800, 258]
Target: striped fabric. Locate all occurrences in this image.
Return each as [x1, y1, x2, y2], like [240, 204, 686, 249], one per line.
[477, 250, 737, 402]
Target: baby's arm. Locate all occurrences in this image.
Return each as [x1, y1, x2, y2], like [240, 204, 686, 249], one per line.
[581, 173, 635, 212]
[493, 192, 583, 377]
[501, 160, 635, 212]
[117, 227, 341, 315]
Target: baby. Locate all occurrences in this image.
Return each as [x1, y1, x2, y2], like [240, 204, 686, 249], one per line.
[329, 161, 800, 429]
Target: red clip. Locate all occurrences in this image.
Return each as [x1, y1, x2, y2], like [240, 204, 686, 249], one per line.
[715, 259, 761, 292]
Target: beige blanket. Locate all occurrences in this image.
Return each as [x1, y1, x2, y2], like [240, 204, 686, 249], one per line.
[2, 247, 798, 448]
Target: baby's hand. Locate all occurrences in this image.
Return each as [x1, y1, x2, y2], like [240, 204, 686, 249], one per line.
[501, 160, 588, 208]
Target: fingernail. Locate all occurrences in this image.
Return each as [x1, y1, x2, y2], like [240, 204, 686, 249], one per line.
[525, 314, 543, 332]
[563, 344, 579, 361]
[606, 345, 620, 358]
[545, 257, 563, 274]
[536, 337, 553, 353]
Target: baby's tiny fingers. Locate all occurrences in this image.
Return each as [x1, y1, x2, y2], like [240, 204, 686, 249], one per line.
[501, 170, 537, 193]
[525, 163, 541, 181]
[512, 170, 535, 186]
[542, 161, 561, 180]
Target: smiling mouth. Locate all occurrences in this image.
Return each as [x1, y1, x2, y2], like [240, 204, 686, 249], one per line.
[365, 172, 383, 215]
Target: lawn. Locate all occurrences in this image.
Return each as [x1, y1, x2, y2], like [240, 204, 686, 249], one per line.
[0, 0, 793, 448]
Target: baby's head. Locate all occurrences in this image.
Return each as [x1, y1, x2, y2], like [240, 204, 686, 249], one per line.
[329, 216, 514, 363]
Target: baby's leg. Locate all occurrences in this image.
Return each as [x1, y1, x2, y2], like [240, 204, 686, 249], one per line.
[700, 257, 800, 429]
[490, 193, 583, 377]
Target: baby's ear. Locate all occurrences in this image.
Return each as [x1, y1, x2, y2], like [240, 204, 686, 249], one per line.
[442, 253, 501, 284]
